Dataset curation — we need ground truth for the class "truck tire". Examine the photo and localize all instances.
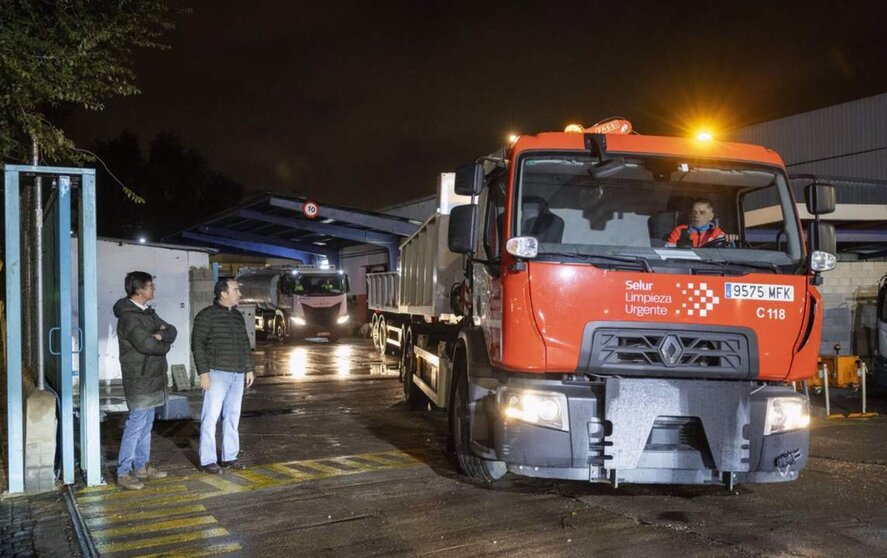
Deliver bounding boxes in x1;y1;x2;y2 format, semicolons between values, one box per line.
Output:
449;354;506;482
274;317;286;343
402;329;427;410
377;315;388;355
370;314;380;347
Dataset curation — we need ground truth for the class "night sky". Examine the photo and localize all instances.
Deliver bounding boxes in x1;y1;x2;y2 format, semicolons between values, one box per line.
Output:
68;0;887;211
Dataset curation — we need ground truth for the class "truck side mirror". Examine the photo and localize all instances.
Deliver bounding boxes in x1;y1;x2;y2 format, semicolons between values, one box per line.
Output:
807;221;836;276
808;221;836;256
805;183;836;215
455;163;484;196
448;204;477;254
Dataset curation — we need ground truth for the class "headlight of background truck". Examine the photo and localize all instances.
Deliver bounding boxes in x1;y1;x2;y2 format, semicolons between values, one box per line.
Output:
499;388;569;431
764;396;810;435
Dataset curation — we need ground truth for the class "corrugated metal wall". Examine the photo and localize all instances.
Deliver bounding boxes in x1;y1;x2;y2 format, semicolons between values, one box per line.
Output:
729;92;887;184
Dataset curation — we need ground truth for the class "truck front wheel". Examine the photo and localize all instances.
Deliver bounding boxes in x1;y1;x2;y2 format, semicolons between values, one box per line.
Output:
274;317;286;343
448;356;506;482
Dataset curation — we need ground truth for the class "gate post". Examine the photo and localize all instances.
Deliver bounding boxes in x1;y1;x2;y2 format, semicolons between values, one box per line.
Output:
4;167;25;493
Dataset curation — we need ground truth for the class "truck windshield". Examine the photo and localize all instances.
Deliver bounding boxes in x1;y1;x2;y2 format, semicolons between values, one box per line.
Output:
292;274;347;295
515;153;803;272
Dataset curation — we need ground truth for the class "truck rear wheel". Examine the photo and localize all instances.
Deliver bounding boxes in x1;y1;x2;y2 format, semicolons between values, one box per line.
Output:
377;315;388;354
370;314;380;347
449;355;506;482
402;329;427;410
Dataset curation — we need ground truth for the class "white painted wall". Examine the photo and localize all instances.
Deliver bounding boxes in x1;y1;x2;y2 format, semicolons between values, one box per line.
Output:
339;245;390;296
72;239;211;383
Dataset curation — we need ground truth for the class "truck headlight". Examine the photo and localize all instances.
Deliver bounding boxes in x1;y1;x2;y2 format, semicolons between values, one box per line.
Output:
292;317;306;326
499;388;569;431
764;397;810;435
336;315;349;324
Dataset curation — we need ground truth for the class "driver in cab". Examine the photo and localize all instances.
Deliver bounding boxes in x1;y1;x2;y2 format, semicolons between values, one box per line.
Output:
666;198;738;248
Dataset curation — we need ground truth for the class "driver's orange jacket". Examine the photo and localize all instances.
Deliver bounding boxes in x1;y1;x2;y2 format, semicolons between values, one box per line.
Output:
666;224;726;247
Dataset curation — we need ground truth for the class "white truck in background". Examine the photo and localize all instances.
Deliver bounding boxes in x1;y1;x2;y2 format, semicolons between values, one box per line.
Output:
238;265;351;342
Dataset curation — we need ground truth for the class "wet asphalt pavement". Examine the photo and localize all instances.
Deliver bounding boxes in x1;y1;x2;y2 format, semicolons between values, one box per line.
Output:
81;337;887;558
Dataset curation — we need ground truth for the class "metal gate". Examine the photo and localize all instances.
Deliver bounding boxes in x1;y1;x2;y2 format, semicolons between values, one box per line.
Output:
3;165;100;493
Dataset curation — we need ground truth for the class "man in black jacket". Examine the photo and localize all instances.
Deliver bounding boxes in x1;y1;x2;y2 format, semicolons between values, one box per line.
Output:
192;278;254;474
114;271;177;490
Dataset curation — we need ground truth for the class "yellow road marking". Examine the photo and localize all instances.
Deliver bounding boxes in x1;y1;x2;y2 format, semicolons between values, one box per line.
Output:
132;541;243;558
262;463;316;481
77;483;116;494
77;474;185;496
195;474;251;496
79;450;426;514
85;504;207;528
95;527;230;554
328;458;380;473
80;493;203;516
351;452;419;466
292;461;350;475
92;515;217;540
80;450;428;556
228;468;279;487
78;484;189;504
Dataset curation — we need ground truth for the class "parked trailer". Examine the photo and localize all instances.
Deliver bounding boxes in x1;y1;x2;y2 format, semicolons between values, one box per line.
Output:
370;119;837;487
239;265;351;342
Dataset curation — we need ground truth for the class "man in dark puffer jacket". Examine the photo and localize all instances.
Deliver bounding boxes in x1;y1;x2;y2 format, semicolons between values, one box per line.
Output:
114;271;177;490
192;278;254;474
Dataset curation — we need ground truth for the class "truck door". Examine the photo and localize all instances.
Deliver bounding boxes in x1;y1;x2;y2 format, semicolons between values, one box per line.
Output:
473;172;507;363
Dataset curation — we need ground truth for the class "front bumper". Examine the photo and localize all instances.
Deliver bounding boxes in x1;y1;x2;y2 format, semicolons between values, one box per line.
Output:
480;376;808;485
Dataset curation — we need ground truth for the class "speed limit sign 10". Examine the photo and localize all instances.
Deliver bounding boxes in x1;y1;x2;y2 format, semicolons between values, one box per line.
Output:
302;200;320;219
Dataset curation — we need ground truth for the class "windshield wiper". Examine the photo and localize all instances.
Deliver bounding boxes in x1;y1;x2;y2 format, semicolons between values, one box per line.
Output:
537;251;652;272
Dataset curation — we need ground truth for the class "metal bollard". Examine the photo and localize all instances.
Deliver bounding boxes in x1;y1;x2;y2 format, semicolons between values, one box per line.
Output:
821;361;831;417
848;361;880;418
860;360;867;415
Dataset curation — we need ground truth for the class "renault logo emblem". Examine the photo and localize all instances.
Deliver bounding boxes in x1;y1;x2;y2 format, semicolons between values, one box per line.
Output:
658;334;683;366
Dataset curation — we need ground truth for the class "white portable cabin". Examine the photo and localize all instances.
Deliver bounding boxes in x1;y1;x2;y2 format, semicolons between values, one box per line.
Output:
72;238;213;385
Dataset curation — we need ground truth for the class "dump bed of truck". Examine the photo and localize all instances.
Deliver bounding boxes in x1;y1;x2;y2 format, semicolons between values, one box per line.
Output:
367;173;469;318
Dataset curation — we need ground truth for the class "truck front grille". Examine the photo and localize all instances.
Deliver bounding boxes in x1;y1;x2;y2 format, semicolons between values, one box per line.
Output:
578;324;756;379
302;303;341;327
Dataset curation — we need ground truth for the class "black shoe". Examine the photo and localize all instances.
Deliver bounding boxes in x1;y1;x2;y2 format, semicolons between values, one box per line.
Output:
202;463;222;474
220;459;245;470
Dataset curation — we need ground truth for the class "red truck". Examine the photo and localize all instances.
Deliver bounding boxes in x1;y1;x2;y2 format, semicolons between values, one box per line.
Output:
368;120;836;486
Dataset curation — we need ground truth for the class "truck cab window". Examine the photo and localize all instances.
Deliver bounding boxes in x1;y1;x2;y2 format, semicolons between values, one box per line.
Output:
516;154;803;272
482;173;506;261
293;274;346;295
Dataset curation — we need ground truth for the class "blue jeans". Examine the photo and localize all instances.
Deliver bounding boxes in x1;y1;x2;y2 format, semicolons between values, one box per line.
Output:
118;407;156;475
200;370;245;466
